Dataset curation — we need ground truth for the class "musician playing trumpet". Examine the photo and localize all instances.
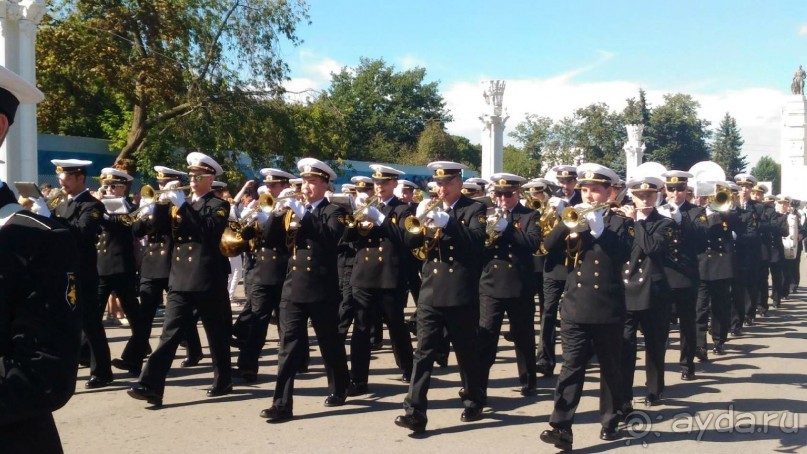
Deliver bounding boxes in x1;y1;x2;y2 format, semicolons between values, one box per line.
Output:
540;164;631;450
477;173;541;397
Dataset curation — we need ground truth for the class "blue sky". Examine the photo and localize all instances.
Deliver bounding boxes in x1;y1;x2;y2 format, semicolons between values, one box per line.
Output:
282;1;807;166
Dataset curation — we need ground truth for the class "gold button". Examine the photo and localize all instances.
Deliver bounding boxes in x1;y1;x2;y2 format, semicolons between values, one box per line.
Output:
378;257;383;262
307;267;311;271
449;257;453;261
161;251;165;255
307;256;311;261
176;247;180;251
433;269;438;274
508;253;513;258
449;268;454;273
272;256;277;260
188;246;192;251
149;252;154;256
449;245;454;250
178;237;183;241
624;279;628;283
188;257;192;262
577;283;582;287
577;271;582;276
494;255;498;259
379;247;383;252
176;257;180;261
594;272;599;277
293;266;297;271
365;257;369;261
494;264;498;269
433;259;438;263
292;255;297;260
625;269;629;274
594;260;600;264
638;268;642;273
719;253;723;257
594;284;599;289
639;277;644;282
508;264;512;268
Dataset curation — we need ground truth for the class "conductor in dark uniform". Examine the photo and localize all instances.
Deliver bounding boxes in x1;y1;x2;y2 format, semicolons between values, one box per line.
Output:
343;164;414;395
394;161;487;433
36;158;109;389
0;65;82;453
234;168;295;382
113;166;187;375
477;173;540;397
128;152;232;406
260;158;350;422
539;164;630;451
619;176;675;408
659;170;704;380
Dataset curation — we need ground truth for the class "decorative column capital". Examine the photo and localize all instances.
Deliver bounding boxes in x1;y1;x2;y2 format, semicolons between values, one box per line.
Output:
19;0;44;24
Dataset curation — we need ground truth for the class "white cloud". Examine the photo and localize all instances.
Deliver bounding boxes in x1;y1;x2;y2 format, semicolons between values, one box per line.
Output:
282;50;344;102
800;24;807;35
397;54;427;70
444;75;787;169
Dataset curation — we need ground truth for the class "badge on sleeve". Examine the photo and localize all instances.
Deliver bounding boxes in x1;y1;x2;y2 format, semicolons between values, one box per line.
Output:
91;210;101;219
629;226;635;237
478;215;486;224
65;272;77;310
216;208;228;218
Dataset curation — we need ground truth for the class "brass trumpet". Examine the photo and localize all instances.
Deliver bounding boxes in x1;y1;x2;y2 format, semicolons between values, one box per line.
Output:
403;196;444;235
707;187;733;213
46;188;67;210
151;185;192;194
344;194;380;235
561;203;611;231
219;194;273;257
524;195;545;211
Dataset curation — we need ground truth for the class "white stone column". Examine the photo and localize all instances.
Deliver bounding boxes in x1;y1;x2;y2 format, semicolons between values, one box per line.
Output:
0;0;19;183
479;80;507;180
17;0;44;182
780;94;807;200
623;124;646;179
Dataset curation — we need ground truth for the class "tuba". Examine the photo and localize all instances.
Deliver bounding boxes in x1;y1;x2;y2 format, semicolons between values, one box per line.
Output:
688;161;726;198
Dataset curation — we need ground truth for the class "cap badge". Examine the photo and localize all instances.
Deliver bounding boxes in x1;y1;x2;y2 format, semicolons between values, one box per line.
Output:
585;171;594;179
640;182;650;190
436;168;445;177
561;170;569;177
499;178;507;186
670;176;679;183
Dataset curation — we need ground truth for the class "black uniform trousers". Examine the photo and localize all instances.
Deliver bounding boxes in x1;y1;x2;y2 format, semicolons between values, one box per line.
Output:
139;286;232;394
273;300;349;410
622;306;669;402
782;258;798;298
731;265;759;329
550;321;623;431
671;286;698;373
478;294;536;391
533;271;545;319
538;278;565;372
79;275;112;380
237;283;282;373
696;279;731;347
337;265;356;339
120;277;167;364
99;272;141;360
404;304;483;423
0;414;64;454
770;261;785;304
756;261;771;314
232;297;254;343
350;287;413;384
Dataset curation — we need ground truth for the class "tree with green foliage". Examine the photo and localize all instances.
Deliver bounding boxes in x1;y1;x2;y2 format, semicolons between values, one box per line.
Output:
37;0;310;172
450;135;481;170
322;58;451;162
503;145;540;178
644;94;711;171
571;103;627;175
751;156;781;194
710;113;747;177
623;88;651;126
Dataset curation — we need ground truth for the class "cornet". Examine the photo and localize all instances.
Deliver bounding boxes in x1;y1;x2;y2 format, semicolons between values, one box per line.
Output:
707;187;733;213
561;203;610;231
45;188;67;210
403;197;444;235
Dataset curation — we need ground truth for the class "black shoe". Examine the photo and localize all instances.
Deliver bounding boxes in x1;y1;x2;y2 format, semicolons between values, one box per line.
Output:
112;358;142;376
324;393;346;407
180;354;203;367
230;337;246;349
540;428;573;451
745;319;755;327
394;414;426;434
370;341;384;351
600;426;619;441
407;320;417;335
260;406;293;423
520;384;538;396
772;300;781;309
730;328;742;337
460;406;483;422
536;363;554;378
695;346;709;362
401;372;411;383
759;309;768;317
85;375;113;389
206;383;233;397
503;331;515;343
127;385;163;406
644;393;662;407
712;343;725;355
299;358;310;374
435;353;449;368
681;370;695;381
347;381;368;397
619;404;634;421
234;368;258;383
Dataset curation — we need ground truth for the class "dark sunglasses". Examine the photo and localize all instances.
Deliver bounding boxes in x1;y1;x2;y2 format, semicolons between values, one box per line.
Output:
494;191;515;198
103;184;125;190
665;184;687;192
190;174;212;181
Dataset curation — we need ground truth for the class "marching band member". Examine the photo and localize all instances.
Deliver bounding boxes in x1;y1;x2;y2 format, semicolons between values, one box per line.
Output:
731;174;764;333
231;169;295;382
36;159;110;389
343;164;415;395
395;161;487;433
659;170;703;381
540;164;630;450
620;176;675;409
477;173;541;397
551;165;582;206
260;158;350;422
128;152;232;406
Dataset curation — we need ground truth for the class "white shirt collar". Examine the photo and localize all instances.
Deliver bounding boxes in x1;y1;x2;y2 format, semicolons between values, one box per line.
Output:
308;197;325;209
192;191;212;203
381;196;394;206
69;188;89;201
0;203;23;228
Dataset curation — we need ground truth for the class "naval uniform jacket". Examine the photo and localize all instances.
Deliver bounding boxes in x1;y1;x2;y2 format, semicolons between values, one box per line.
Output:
693;209;738;281
244;211;290;287
404;195;486;308
479;203;541;299
623;209;675;311
554;187;582;207
543;207;572;280
661;201;703;289
52;190;104;280
0;202;81;426
346;196;413;290
167;193;230;292
97;197;136;276
132;203;173;280
281;199;346;304
764;207;789;264
544;210;631;325
734;200;762;269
